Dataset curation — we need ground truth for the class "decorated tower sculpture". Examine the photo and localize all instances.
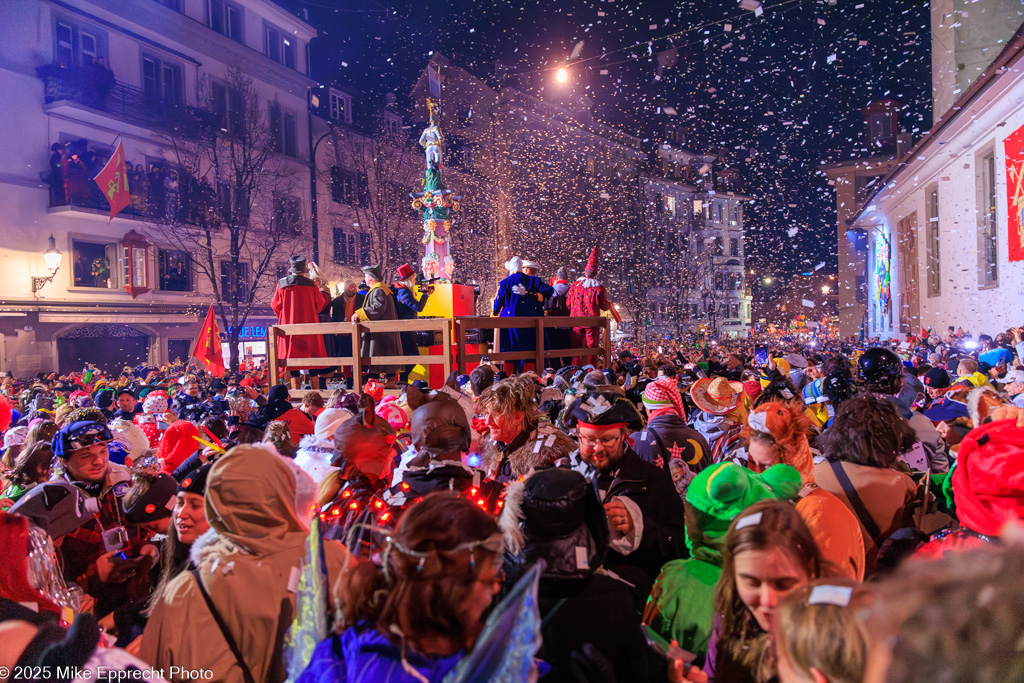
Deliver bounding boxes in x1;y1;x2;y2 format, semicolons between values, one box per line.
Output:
411;98;461;282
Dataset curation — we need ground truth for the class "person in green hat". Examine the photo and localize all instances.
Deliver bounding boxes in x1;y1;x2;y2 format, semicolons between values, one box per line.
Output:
642;461;802;666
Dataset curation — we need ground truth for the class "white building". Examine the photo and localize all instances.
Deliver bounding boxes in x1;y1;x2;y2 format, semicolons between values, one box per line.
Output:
0;0;317;374
850;10;1024;339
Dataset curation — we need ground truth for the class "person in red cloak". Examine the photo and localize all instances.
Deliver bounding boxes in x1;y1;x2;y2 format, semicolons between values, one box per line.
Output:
566;246;611;366
271;255;332;390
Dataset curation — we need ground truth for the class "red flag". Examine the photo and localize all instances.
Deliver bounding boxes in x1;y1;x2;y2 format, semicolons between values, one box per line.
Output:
93;140;130;222
192;306;226;376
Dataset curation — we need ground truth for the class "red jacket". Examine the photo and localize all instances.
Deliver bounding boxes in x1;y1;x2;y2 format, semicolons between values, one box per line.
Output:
270;275;331;371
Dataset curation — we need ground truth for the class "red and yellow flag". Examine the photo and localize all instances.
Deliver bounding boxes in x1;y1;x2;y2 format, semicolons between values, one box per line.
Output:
92;140;130;222
192;305;226;376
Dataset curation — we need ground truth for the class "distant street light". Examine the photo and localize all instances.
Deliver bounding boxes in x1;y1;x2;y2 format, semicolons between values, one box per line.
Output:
556;67;569;83
821;285;831;294
763;277;773;285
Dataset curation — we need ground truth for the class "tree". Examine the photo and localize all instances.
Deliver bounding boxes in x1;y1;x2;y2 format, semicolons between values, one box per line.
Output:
605;173;660;344
145;68;309;372
691;233;723;338
327;118;421;278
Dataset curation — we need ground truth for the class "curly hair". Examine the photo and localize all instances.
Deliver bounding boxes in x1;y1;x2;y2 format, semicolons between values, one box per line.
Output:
476;374;541;430
816;395;916;468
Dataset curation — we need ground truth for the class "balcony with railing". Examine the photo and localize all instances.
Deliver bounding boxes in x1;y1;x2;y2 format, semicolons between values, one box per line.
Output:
37;63;186;132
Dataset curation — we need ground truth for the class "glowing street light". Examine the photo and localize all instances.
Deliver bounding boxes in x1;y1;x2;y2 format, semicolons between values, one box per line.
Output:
556;67;569;83
763;277;773;285
821;285;831;294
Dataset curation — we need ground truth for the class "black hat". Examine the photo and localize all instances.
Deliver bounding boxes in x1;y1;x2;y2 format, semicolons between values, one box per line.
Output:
288;254;308;274
93;388;115;410
501;468;609;580
411;394;471;458
210;379;226;391
563;391;645;431
923;367;951;389
124;473;178;524
178;462;212;495
858;348;903;384
361;263;384;281
116;388;136;399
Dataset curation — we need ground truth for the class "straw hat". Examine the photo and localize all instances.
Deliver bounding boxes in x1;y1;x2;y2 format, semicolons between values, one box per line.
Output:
690;377;744;415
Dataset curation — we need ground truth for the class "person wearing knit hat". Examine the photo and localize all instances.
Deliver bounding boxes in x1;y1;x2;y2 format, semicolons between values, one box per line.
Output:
923;366;952;403
123;472;178;532
155;421;200;475
644;461;803;663
918;414;1024;557
566;246;612;367
743;401;866;580
635;378;712;499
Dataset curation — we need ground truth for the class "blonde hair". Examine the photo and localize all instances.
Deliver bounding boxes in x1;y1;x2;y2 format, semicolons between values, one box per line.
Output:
775;579;872;683
476;374;541;429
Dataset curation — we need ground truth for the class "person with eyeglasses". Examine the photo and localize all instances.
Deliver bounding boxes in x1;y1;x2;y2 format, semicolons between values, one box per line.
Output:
561;390;686;605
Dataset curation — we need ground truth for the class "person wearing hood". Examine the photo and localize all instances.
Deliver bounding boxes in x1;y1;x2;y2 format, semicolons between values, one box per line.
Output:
255;384;314;445
561;391;685;602
644;462;803;666
386;389;502;515
501;467;658;682
141;444;353;683
634;378;712;500
316;395;400;551
743;402;866;580
294;402;353;485
492;256;554;374
271;255;332;391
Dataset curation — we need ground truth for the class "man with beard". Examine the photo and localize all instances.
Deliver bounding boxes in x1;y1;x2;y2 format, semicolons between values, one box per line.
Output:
562;391;686;603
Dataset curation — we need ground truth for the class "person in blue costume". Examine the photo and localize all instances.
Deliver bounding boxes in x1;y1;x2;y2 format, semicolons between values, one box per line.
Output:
492;256;553;374
297;494;506;683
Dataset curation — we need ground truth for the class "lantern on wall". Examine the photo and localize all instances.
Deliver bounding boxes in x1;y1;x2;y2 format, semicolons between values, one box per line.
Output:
122;229;151;299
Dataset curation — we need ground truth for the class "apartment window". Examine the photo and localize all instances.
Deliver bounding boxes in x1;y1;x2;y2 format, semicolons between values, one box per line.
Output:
333;228;364;264
730;303;740;319
330;166;368;207
217;181;249;226
666;195;677;217
55;20;106;67
268;104;297;156
264;24;296;69
272;195;301;234
979;152;999;287
208;0;243;41
142;55;184;107
329;90;351;124
72;240;117;289
384;113;402;136
211;82;245;134
219;261;249;302
158;249;191;291
729;237;739;257
715;273;724;291
926;185;941;297
155;0;181;10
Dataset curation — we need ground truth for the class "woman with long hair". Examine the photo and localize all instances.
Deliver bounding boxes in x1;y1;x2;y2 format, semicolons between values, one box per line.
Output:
298;494;505;683
704;499;828;683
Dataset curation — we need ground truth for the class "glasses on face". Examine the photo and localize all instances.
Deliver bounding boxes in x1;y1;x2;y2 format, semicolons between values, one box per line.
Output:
579;434;623;448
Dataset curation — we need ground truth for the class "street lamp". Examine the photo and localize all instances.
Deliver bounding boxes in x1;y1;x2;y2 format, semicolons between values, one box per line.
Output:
31;235;63;293
821;285;831;294
556;67;569;83
763;277;773;285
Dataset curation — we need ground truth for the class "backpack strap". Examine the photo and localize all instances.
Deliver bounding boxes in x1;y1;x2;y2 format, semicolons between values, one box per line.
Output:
829;461;882;541
192;568;257;683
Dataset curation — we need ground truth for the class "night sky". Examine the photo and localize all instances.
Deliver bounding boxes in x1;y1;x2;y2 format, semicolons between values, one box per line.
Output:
283;0;932;281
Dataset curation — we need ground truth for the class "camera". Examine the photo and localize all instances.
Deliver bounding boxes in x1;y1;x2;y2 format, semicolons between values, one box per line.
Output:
102;526;129;553
417;283;434;294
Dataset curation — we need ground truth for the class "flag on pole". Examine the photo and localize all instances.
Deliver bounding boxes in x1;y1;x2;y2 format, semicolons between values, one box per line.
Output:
428;63;442;98
92;140;131;222
192;305;226;376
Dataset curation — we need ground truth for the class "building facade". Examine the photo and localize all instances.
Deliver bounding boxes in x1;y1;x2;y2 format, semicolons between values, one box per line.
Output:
851;14;1024;340
0;0;317;374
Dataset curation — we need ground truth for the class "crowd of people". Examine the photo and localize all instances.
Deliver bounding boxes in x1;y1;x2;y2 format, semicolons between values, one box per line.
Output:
1;315;1024;682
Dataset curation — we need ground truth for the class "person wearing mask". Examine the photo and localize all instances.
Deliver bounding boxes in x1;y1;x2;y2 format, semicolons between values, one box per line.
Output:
566;247;612;367
813;396;919;573
562;391;686;601
141;444;353;683
703;500;828;683
297;494;506;683
743;402;866;580
492;256;554;374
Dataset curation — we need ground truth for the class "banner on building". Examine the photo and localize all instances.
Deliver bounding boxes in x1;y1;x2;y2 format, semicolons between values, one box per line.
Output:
1004;123;1024;262
93;140;130;222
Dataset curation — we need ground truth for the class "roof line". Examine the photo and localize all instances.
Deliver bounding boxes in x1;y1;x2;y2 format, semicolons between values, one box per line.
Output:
848;18;1024;225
